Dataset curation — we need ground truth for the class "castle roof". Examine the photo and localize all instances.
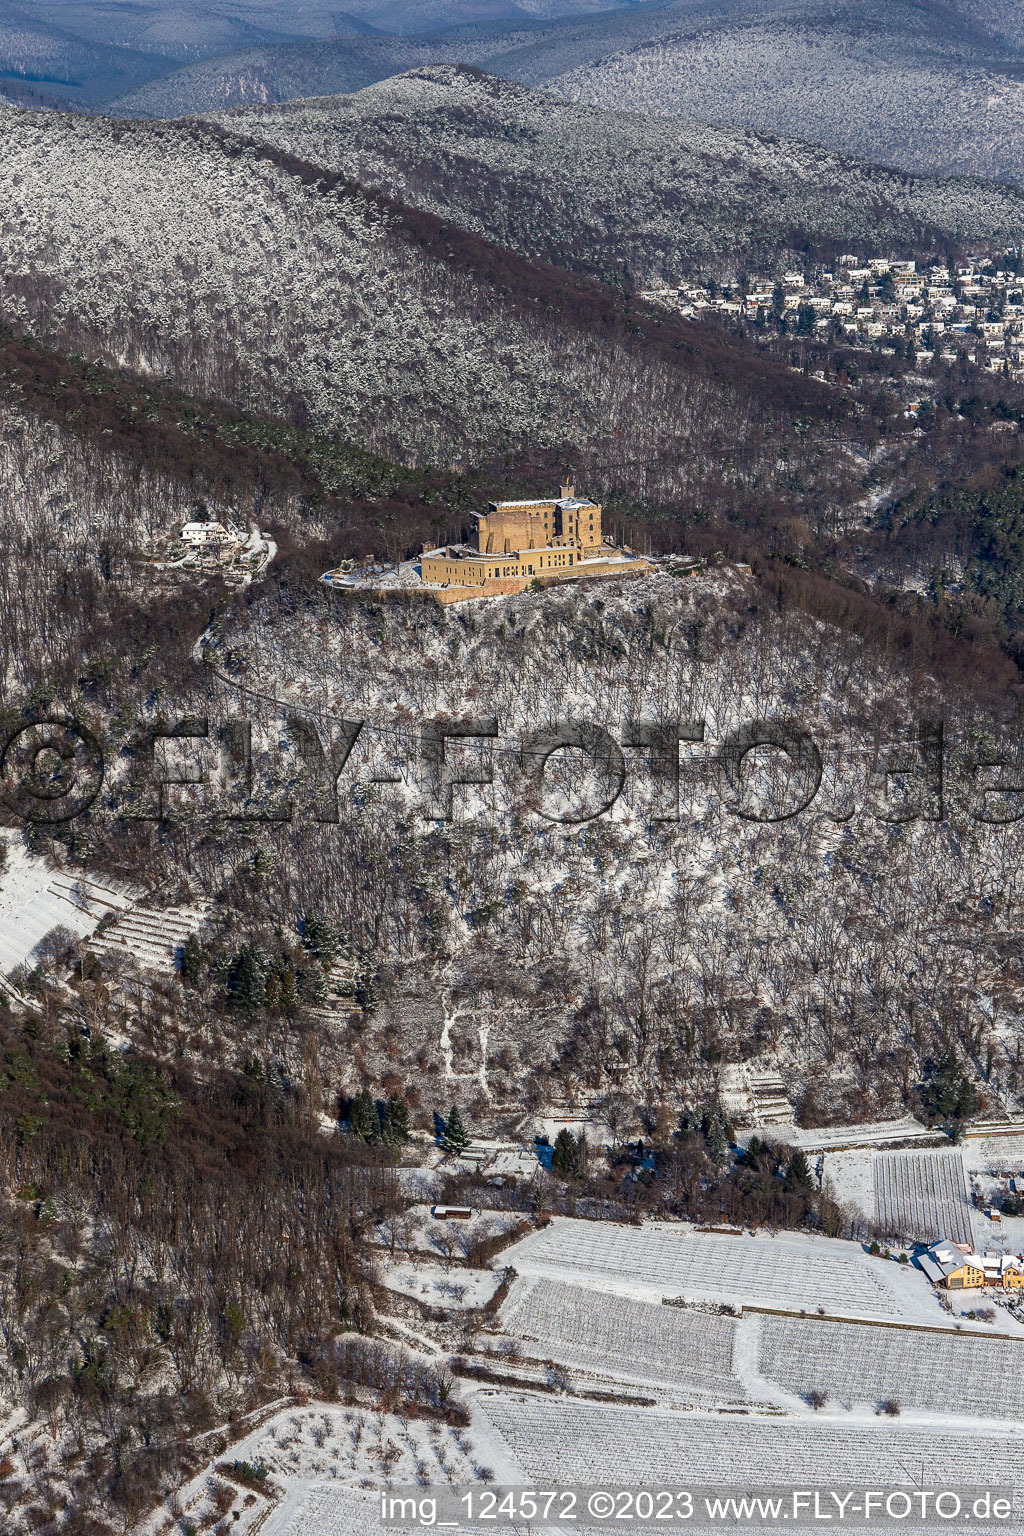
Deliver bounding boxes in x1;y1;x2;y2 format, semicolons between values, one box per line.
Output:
485;494;596;511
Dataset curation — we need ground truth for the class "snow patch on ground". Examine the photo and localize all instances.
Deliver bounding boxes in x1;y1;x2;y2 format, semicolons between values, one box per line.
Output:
381;1259;502;1310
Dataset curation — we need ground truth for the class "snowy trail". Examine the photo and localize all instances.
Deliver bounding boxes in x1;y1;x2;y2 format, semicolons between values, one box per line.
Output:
731;1313;803;1413
439;997;456;1079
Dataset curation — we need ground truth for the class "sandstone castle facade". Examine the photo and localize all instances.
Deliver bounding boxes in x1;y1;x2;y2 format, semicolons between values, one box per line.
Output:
419;480;651;603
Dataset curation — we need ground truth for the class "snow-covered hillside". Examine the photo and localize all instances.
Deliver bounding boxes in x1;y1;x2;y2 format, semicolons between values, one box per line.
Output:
217;65;1024;284
0;111;570;465
0;104;837;479
541;0;1024;186
198;564;1024;1128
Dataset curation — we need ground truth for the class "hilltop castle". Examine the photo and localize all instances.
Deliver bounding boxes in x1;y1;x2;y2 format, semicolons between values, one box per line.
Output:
418;480;651;603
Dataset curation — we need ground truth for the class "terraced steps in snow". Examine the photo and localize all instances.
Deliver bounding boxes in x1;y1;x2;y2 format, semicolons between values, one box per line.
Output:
88;903;212;975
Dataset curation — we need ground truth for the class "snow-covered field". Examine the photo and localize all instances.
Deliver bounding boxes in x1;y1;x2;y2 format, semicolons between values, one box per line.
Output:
0;833;210;982
874;1150;973;1245
382;1260;501;1310
825;1141;1024;1254
148;1247;1024;1535
148;1400;516;1536
475;1390;1024;1511
748;1116;941;1153
497;1276;749;1404
759;1314;1024;1422
503;1219;943;1324
0;836;134;981
262;1484;381;1536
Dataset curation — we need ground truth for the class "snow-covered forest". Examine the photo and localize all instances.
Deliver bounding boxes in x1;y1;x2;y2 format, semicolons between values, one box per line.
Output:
0;104;848;487
540;0;1024;187
216;66;1024;285
3;16;1024;1525
153;567;1024;1138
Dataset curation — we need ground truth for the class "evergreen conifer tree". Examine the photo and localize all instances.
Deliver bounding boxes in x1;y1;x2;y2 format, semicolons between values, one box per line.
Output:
552;1127;578;1177
226;943;268;1011
442;1103;470;1155
704;1109;730;1163
180;933;206;986
349;1089;380;1141
301;913;345;965
383;1094;410;1144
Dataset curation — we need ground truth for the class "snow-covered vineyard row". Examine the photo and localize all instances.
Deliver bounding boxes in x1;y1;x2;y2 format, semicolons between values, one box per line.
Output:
481;1394;1024;1536
165;1390;1024;1536
494;1268;1024;1423
760;1315;1024;1421
497;1276;749;1404
874;1150;974;1245
87;901;213;976
165;1268;1024;1535
504;1219;932;1323
744;1116;944;1152
262;1485;381;1536
475;1392;1024;1504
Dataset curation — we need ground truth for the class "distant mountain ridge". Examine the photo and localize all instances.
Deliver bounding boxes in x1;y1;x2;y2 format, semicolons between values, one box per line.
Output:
106;25;548;115
208;65;1024;284
0;101;850;515
104;0;702;115
104;0;1024;189
537;0;1024;184
0;0;659;109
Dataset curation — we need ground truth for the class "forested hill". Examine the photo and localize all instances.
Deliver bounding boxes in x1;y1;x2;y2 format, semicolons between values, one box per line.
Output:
99;0;1024;186
215;65;1024;286
536;0;1024;185
0;102;857;514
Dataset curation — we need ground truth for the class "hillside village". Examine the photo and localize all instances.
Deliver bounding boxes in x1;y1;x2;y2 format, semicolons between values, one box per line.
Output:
644;251;1024;379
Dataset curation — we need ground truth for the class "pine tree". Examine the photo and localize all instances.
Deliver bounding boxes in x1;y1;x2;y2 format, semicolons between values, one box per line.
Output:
678;1106;702;1139
225;943;268;1011
704;1109;730;1163
180;933;206;986
383;1094;410;1145
923;1048;980;1130
349;1089;380;1141
787;1150;813;1191
442;1103;470;1155
278;965;299;1012
301;912;345;965
552;1127;578;1177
